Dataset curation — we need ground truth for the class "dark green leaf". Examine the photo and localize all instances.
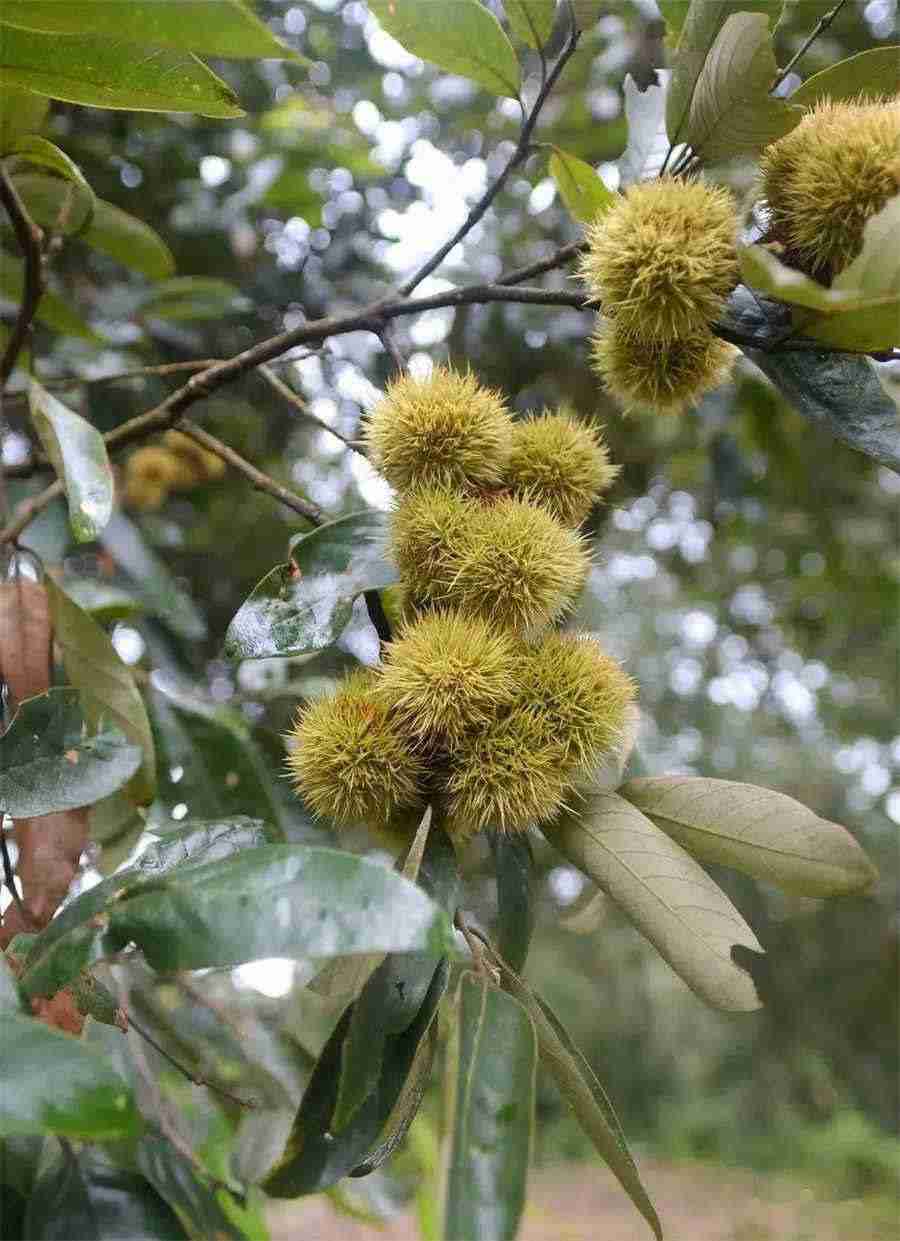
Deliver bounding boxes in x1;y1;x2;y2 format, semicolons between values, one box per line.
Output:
0;25;244;117
542;792;763;1011
24;1146;187;1240
368;0;521;99
0;688;142;818
136;1134;261;1241
264;957;449;1197
549;147;616;224
791;46;900;108
17;922;101;1001
138;277;247;321
504;1;557;49
441;973;536;1241
106;844;454;971
29;381;113;543
3;0;301;61
350;1020;439;1178
100;512;206;641
12;174;175;278
0;252;102;341
225;511;397;661
46;575;156;802
0;1011;138;1138
491;832;535;973
7;141;94;230
0;1133;43;1199
89;792;145;874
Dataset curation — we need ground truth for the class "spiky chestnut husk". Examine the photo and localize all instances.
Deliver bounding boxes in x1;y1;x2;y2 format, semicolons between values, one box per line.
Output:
286;672;424;827
506;409;619;527
389;485;476;605
581;178;739;342
364;366;513;493
444;496;590;633
516;632;636;770
591;320;736;414
761;99;900;280
442;710;571;837
163;429;227;482
377;611;519;747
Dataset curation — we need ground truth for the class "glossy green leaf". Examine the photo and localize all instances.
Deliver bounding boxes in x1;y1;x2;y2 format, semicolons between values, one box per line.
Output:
138;276;247;321
666;1;782;148
505;0;557;49
0;253;102;341
619;71;673;187
28;381;113;543
679;13;799;163
621;776;878;898
106;844;454;971
24;1147;186;1240
369;0;521;99
441;974;536;1241
0;1011;138;1138
350;1020;439;1178
491;832;535;973
2;0;300;61
0;688;142;818
46;575;155;802
332;824;458;1132
0;85;48;151
7;141;94;230
225;511;397;660
265;957;449;1197
100;512;206;641
549;147;616;224
746;347;900;473
543;792;763;1011
791;46;900;108
12;174;175;278
0;25;244;117
17;922;101;1001
62;578;144;624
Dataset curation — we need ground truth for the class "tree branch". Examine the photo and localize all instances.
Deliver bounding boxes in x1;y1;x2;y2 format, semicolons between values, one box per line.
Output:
771;0;850;95
0;163;45;389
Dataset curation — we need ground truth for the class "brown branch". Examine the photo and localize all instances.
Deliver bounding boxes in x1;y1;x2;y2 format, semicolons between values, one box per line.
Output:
0;163;45;388
771;0;850;95
177;420;323;525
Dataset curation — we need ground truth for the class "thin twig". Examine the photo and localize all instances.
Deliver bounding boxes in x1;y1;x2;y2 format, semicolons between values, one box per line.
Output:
178;421;322;525
378;325;406;377
771;0;850;95
1;823;34;932
0;163;45;388
257;363;361;454
397;18;581;297
497;239;586;286
127;1013;255;1111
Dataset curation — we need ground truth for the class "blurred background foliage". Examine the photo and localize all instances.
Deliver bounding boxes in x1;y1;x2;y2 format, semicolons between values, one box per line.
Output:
3;0;898;1204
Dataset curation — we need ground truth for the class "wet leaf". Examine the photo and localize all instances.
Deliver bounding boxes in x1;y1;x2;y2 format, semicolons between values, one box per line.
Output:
0;688;142;819
28;381;113;543
543;792;763;1011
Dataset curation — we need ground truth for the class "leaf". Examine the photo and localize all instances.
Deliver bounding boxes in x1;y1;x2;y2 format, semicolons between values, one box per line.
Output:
0;564;51;711
0;25;244;117
491;832;535;973
138;277;247;321
368;0;521;99
28;381;113;543
0;688;142;818
666;0;782;148
45;575;155;802
0;254;102;342
657;1;691;40
549;147;616;225
17;922;101;1001
620;776;877;898
225;511;397;661
619;71;677;187
0;1010;138;1138
136;1134;255;1241
24;1146;187;1240
803;197;900;352
679;13;799;163
0;85;48;152
265;958;449;1197
791;46;900;108
105;844;454;971
739;243;850;313
350;1021;439;1177
3;0;301;61
100;512;206;641
0;953;23;1012
7;140;94;230
542;792;763;1011
746;346;900;473
13;174;175;278
504;1;557;49
62;578;144;624
441;973;536;1241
